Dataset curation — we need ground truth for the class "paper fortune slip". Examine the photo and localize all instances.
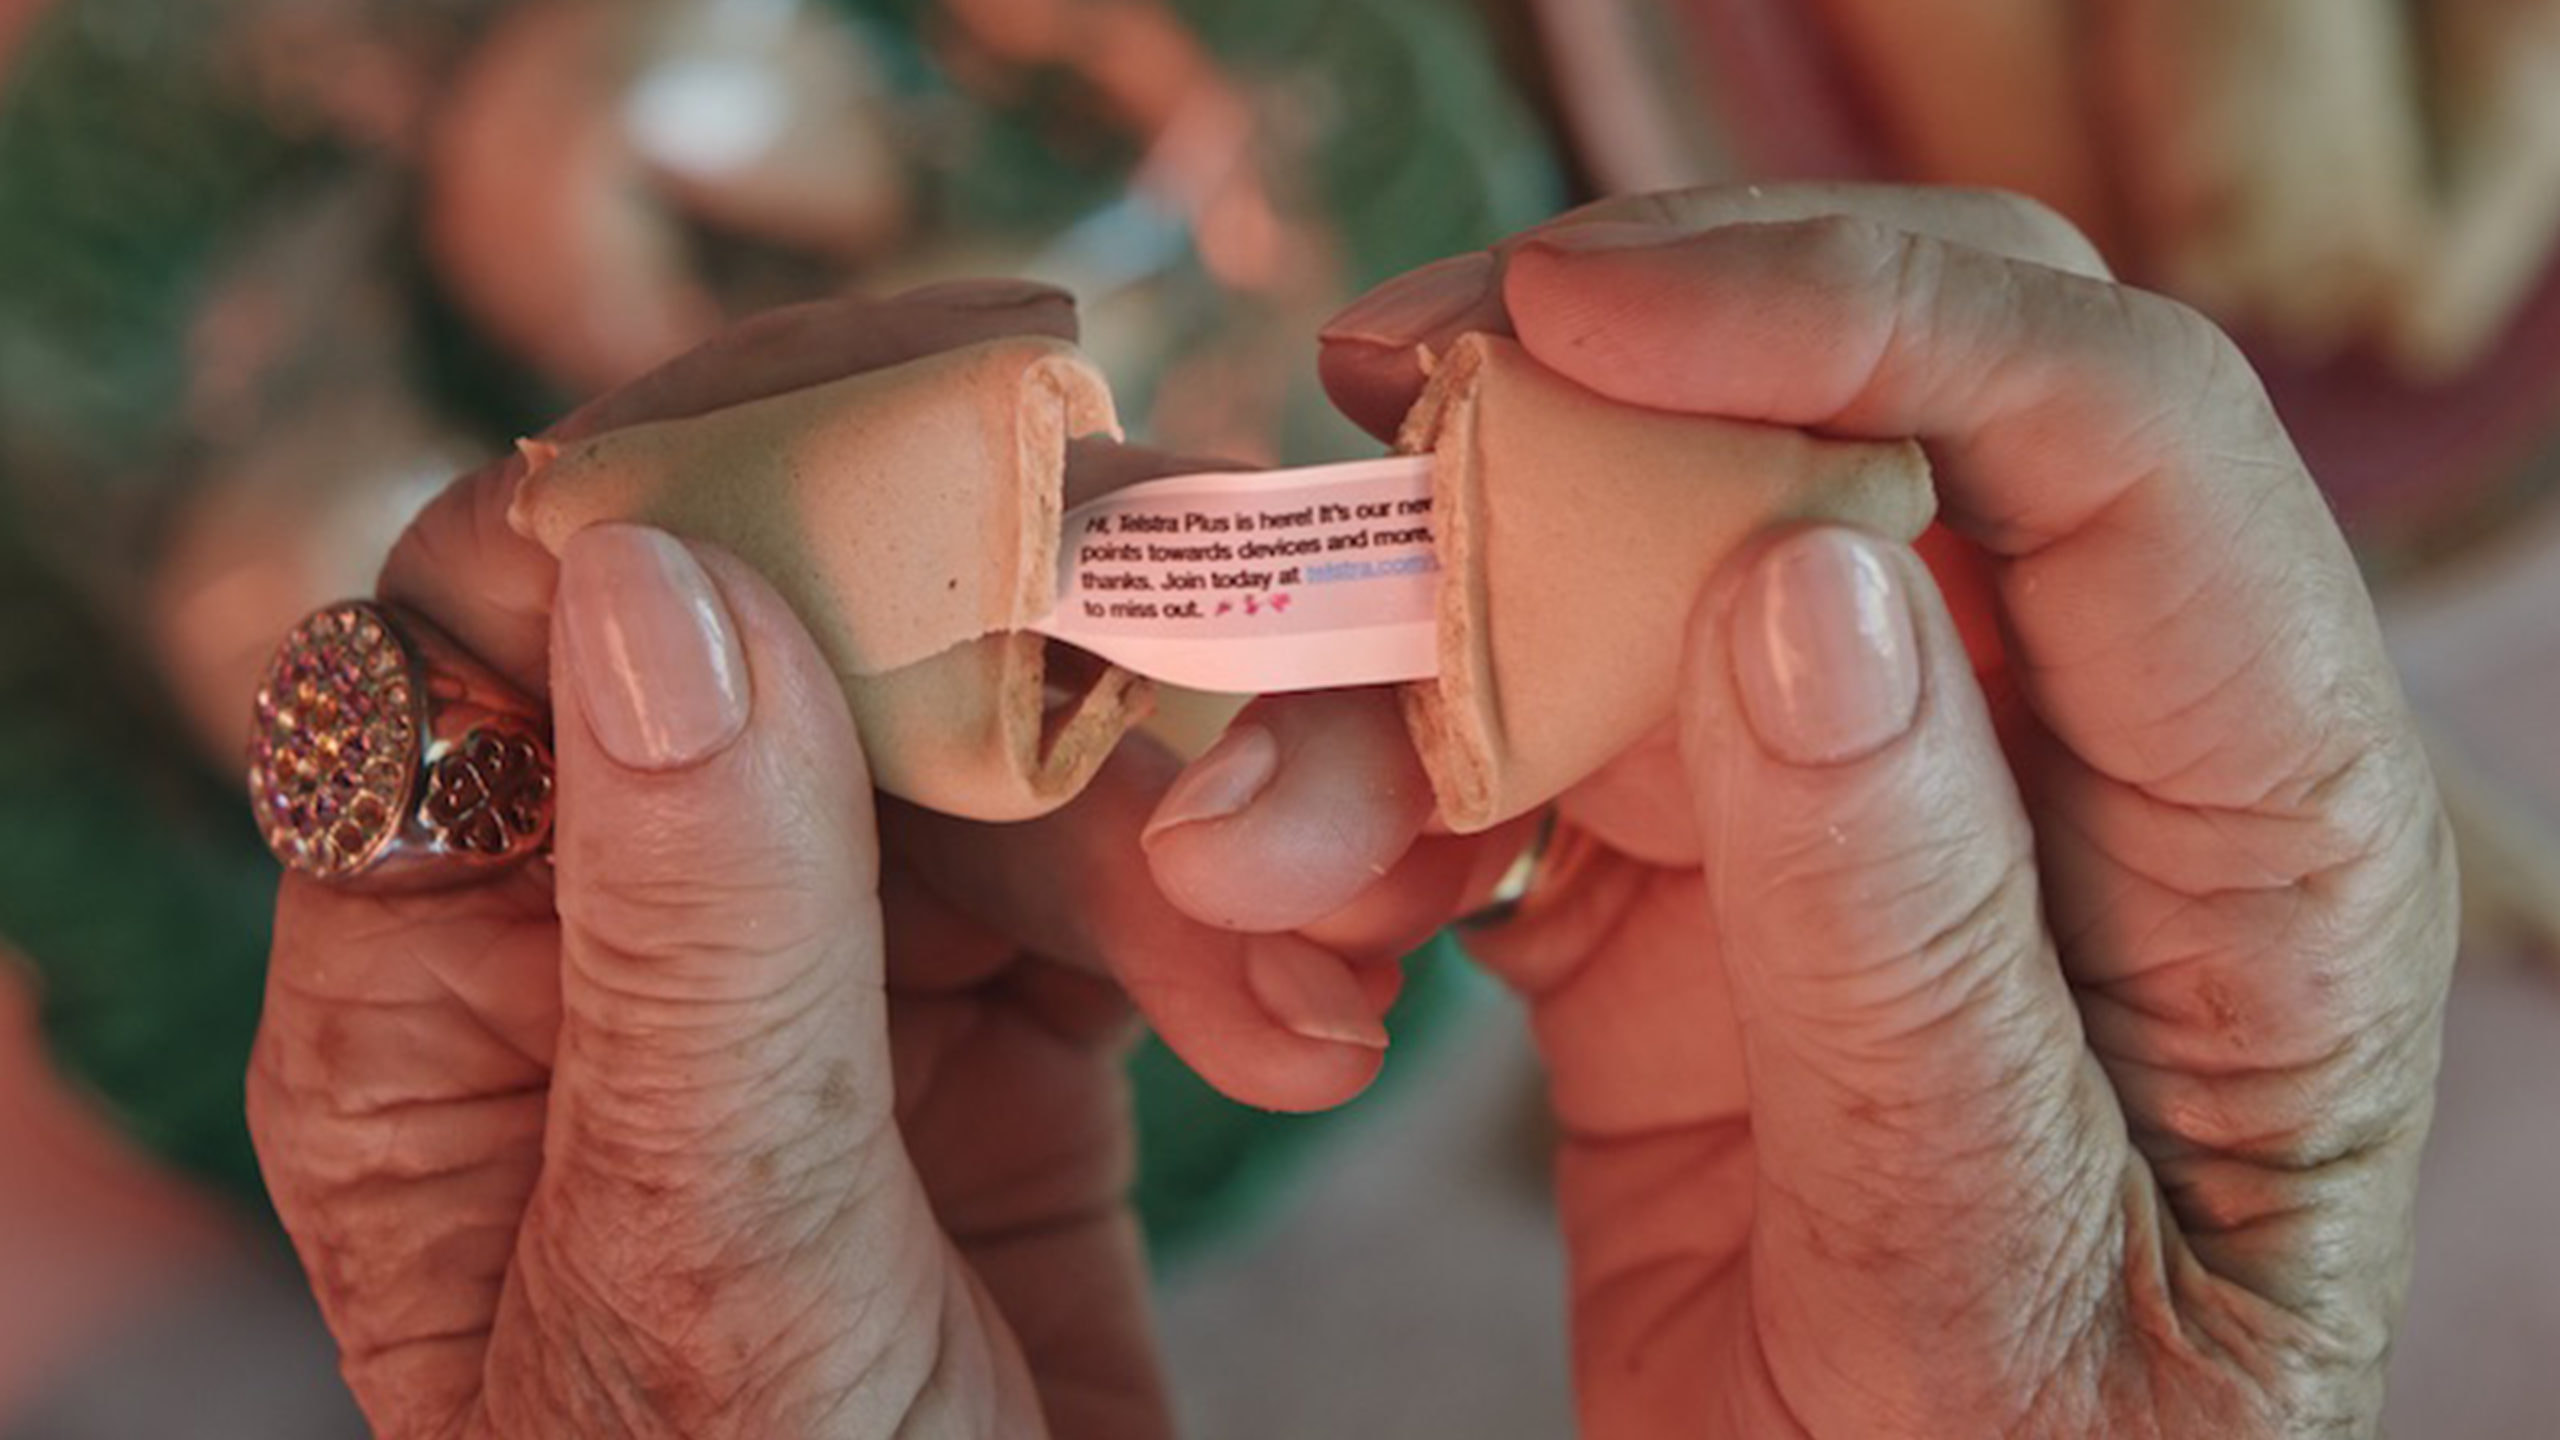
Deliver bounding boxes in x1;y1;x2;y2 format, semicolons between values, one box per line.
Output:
1028;456;1439;693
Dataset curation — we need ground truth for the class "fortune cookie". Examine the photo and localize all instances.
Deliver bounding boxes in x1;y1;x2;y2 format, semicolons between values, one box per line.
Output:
510;335;1149;821
511;329;1933;830
1392;334;1936;834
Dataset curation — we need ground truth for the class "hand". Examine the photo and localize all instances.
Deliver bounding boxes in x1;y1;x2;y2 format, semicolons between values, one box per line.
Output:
245;284;1405;1440
1143;184;2459;1436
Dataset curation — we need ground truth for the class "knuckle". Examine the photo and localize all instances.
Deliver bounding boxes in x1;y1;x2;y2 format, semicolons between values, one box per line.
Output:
1784;209;1911;284
1758;773;2036;995
1825;854;2041;1064
1946;185;2111;276
562;862;822;971
2277;721;2436;876
242;1040;298;1160
557;792;840;968
380;482;476;592
2110;284;2264;420
1743;781;2084;1148
1763;212;1929;411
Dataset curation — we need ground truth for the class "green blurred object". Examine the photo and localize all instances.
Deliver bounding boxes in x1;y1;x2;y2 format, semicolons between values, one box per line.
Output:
0;509;283;1205
0;3;346;589
0;0;1561;1256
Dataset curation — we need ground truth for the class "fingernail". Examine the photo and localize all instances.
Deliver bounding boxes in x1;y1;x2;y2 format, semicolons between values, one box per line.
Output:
558;525;750;770
1733;528;1920;765
1246;942;1389;1050
1518;220;1684;256
1320;252;1497;345
1143;723;1279;842
895;278;1074;311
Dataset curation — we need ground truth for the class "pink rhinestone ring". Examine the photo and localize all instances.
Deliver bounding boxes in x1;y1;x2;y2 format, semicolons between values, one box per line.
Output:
248;600;554;890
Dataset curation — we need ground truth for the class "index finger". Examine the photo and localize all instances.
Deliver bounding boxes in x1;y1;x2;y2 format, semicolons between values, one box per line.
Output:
1317;181;2111;439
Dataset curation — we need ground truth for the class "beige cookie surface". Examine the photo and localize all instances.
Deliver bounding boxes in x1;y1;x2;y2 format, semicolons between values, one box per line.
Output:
510;330;1935;829
510;335;1148;821
1396;333;1937;834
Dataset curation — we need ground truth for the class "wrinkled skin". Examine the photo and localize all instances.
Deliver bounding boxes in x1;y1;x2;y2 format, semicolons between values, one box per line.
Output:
249;185;2457;1439
1157;183;2455;1436
247;283;1406;1440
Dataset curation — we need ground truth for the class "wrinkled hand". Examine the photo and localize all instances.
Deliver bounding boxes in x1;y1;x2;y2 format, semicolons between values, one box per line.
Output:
1145;185;2459;1437
245;285;1406;1440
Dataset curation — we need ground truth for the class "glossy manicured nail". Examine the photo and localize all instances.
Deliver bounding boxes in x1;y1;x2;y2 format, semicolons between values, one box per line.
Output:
1246;941;1390;1050
558;525;749;770
1733;527;1920;766
1320;252;1498;345
1143;723;1279;842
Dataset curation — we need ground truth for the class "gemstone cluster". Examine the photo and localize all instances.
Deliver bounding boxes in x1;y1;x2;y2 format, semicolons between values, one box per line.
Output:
248;602;418;879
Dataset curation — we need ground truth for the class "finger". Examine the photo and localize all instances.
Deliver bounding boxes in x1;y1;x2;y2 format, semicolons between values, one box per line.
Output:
247;874;558;1433
1517;216;2452;1394
1164;544;2007;900
888;696;1505;1096
1139;689;1437;933
378;284;1082;690
1136;684;1539;963
1291;819;1543;963
881;746;1393;1113
379;448;559;693
1681;524;2126;1422
540;523;881;1175
513;524;1041;1430
1316;251;1508;440
1317;182;2109;439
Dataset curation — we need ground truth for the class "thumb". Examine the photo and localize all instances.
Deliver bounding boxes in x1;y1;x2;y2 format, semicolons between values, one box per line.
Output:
1684;526;2128;1411
526;525;1027;1427
547;523;886;1168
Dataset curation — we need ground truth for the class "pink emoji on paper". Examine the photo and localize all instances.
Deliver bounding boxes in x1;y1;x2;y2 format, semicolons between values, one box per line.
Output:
1270;592;1292;613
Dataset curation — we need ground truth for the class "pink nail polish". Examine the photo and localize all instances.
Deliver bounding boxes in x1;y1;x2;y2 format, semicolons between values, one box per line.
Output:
558;525;749;771
1732;528;1921;765
1143;724;1279;841
1246;941;1390;1050
1319;253;1498;345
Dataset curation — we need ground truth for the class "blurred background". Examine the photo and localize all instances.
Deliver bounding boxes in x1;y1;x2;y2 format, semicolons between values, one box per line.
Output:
2;0;2557;1434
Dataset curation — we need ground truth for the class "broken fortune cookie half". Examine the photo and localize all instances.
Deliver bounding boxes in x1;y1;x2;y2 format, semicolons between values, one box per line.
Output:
507;330;1936;828
1393;333;1937;834
510;335;1147;821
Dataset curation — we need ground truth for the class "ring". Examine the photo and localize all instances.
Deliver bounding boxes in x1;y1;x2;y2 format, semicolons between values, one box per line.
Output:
247;600;555;890
1454;808;1562;931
